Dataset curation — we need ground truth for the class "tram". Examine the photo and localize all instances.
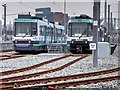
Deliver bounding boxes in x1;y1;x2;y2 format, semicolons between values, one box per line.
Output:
13;14;65;52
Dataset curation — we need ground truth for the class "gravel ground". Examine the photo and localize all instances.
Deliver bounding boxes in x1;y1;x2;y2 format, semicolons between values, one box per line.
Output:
0;42;13;51
67;80;120;90
33;48;119;79
0;53;64;72
1;56;79;78
30;46;119;88
0;51;16;55
0;45;119;88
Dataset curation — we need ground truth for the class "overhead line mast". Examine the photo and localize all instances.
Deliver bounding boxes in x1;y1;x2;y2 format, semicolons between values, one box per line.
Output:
93;0;100;67
2;4;7;41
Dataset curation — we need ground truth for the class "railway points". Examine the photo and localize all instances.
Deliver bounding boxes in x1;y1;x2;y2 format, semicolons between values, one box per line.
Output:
0;49;119;89
1;68;119;89
1;55;88;82
0;54;71;76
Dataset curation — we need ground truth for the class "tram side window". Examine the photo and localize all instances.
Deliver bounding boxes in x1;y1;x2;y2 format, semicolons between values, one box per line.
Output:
50;27;53;43
46;27;49;36
88;24;93;36
68;24;72;37
51;27;53;35
32;23;37;36
57;29;61;37
40;26;45;35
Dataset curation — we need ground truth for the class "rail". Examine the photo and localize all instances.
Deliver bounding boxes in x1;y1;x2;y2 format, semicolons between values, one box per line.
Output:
1;67;119;89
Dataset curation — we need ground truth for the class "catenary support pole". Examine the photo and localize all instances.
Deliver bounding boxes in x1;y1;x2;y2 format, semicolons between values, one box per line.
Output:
110;12;113;43
64;0;67;52
93;0;100;67
108;4;110;42
64;0;66;34
2;4;7;41
104;0;107;42
98;1;101;41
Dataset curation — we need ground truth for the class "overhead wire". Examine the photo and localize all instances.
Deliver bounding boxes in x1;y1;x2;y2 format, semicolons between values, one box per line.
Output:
17;2;35;14
49;1;77;16
50;1;94;16
18;2;34;9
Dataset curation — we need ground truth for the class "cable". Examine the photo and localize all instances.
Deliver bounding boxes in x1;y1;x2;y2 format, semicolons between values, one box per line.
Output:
17;2;35;15
18;2;34;9
50;1;75;16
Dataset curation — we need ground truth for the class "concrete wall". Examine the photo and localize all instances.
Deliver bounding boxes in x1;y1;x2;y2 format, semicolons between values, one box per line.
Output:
98;42;110;58
0;42;13;50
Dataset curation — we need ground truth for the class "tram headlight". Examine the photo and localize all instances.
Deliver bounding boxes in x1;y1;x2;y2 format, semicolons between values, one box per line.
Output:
28;40;31;43
85;41;88;43
83;39;88;43
15;41;17;43
71;41;74;43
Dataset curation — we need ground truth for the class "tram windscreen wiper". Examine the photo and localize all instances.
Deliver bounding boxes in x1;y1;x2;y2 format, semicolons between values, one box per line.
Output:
79;30;86;39
22;33;27;38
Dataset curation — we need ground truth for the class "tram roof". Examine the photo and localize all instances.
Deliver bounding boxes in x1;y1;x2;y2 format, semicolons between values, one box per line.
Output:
14;18;49;26
55;24;64;30
68;19;93;23
14;18;64;29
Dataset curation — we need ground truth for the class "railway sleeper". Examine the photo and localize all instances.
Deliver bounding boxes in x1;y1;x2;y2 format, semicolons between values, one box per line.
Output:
54;80;58;82
74;77;79;79
36;81;40;84
63;79;67;81
76;83;80;86
14;83;20;87
73;85;77;87
65;84;69;87
48;79;52;82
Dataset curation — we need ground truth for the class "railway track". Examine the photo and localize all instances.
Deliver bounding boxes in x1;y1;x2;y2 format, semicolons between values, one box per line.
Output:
1;55;88;82
0;52;41;61
1;54;71;76
17;76;119;90
0;52;36;61
0;54;26;61
0;50;14;52
1;67;120;90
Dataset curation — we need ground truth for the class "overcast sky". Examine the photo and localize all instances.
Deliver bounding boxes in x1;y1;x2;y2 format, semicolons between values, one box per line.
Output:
0;0;119;24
